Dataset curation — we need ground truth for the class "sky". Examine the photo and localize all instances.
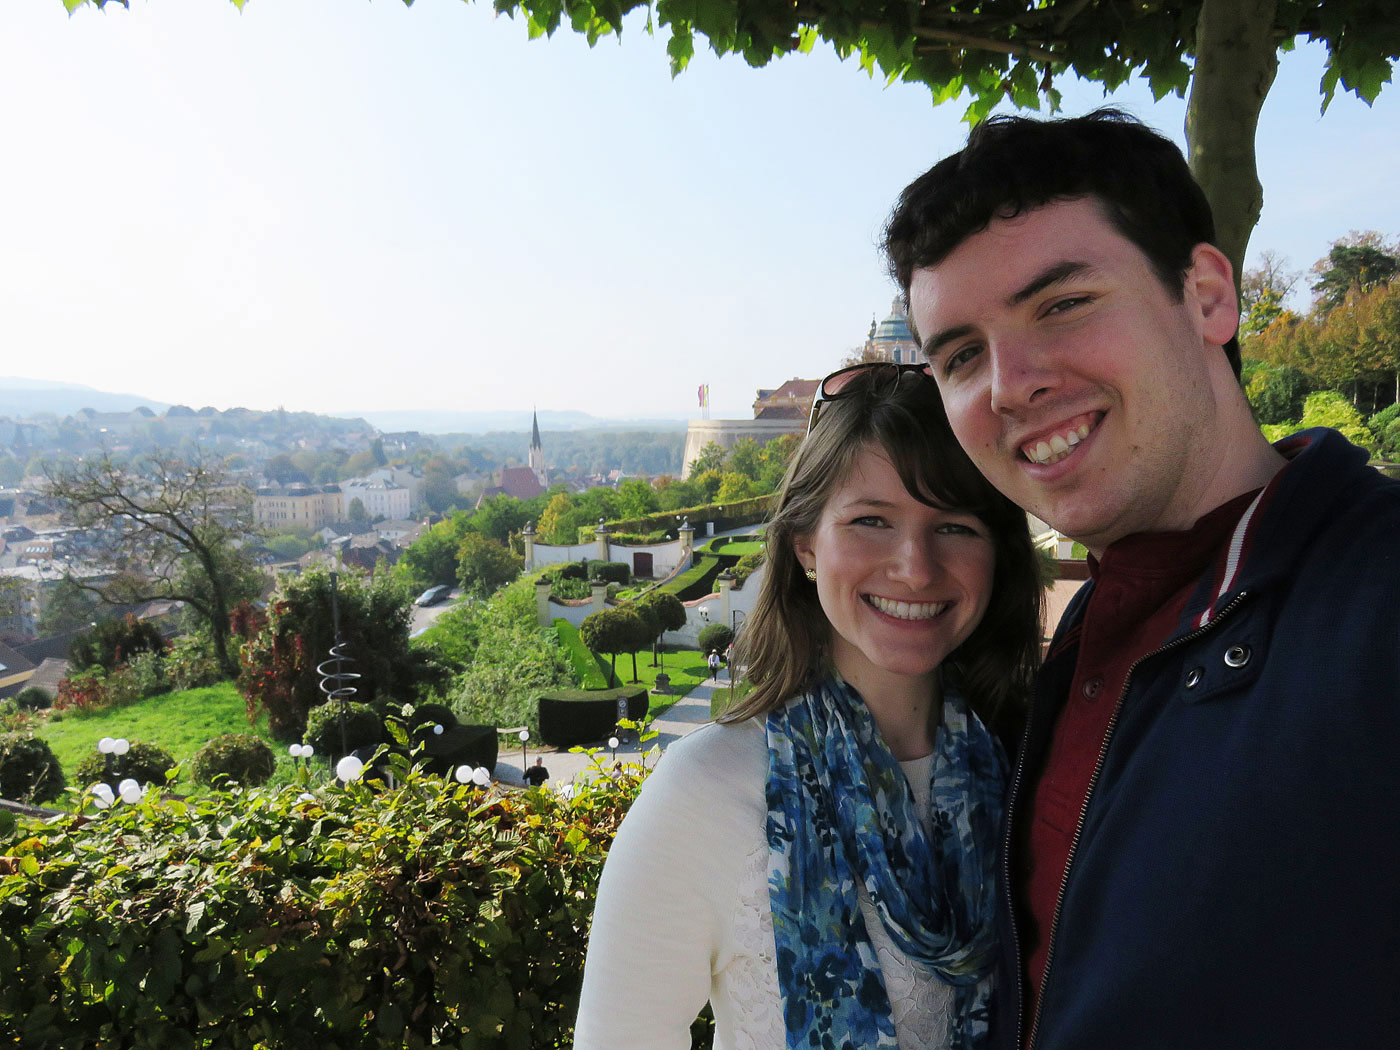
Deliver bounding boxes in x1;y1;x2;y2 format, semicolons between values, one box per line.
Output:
1;1;1397;422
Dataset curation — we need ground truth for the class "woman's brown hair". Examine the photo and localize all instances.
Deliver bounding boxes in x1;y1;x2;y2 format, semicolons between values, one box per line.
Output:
721;366;1042;742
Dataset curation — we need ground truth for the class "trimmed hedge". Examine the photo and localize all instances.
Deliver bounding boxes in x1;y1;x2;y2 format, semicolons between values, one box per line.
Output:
590;561;631;586
669;552;739;602
0;761;648;1048
575;493;775;544
537;687;649;747
554;619;610;690
405;703;499;776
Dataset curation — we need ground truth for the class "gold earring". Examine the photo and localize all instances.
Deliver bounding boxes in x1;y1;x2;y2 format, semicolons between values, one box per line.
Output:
804;568;817;582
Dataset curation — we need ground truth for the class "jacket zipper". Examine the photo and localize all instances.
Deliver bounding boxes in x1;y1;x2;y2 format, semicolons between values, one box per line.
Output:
1015;591;1250;1050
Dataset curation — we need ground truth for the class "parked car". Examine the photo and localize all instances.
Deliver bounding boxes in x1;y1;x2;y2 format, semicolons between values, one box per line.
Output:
414;585;451;607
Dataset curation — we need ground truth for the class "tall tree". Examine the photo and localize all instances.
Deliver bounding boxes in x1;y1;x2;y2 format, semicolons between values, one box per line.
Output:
45;450;263;678
1311;235;1400;314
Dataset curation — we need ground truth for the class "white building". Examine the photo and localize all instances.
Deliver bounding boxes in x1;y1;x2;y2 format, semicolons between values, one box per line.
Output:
341;477;411;521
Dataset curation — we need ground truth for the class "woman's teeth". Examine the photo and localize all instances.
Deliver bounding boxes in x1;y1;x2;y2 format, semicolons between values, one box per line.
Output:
867;595;947;620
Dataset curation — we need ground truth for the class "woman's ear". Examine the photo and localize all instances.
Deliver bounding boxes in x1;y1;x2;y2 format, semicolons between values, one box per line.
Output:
792;534;814;572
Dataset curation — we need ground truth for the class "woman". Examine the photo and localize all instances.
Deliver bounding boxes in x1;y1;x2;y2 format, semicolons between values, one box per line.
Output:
574;363;1043;1050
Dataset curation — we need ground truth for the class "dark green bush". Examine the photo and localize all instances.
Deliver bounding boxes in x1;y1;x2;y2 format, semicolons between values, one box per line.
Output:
69;614;166;673
304;700;383;758
75;741;176;789
558;560;589;581
0;733;65;805
698;624;734;656
537;686;649;747
14;687;52;712
189;733;276;787
402;703;499;776
0;762;653;1049
591;561;631;586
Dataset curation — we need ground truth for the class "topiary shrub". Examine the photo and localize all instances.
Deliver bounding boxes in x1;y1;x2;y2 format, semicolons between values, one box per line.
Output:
188;733;276;788
14;687;52;712
304;700;383;759
75;741;176;789
698;624;734;656
0;733;65;805
537;686;649;747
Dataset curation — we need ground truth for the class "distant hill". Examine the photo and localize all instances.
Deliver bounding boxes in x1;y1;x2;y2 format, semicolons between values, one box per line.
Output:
0;377;713;434
0;377;169;419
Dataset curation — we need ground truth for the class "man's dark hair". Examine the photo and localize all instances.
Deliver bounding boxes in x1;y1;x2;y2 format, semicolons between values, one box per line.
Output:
882;108;1241;377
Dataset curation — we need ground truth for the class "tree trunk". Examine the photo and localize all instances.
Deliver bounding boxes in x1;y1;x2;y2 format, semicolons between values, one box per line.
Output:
1184;0;1279;285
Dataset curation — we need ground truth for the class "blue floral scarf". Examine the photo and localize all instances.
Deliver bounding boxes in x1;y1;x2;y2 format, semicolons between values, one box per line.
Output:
765;672;1007;1050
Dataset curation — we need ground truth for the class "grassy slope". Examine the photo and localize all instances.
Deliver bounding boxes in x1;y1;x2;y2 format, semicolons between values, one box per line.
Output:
36;683;273;784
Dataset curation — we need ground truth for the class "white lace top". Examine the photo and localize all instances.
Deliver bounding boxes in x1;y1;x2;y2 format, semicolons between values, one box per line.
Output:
574;719;988;1050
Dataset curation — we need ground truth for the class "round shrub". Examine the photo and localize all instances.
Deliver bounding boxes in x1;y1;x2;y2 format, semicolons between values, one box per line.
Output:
698;623;734;656
189;733;276;787
305;700;383;759
0;733;66;805
15;687;53;712
75;741;177;789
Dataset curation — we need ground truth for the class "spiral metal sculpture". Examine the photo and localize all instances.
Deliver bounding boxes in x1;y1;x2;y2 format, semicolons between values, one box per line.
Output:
316;573;362;758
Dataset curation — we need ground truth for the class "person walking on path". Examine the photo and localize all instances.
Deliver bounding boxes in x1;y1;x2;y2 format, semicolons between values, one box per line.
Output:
885;108;1400;1050
522;757;549;787
575;364;1043;1050
706;649;722;680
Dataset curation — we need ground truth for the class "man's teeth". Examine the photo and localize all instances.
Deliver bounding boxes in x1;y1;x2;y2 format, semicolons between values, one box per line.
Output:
1024;423;1091;465
868;595;947;621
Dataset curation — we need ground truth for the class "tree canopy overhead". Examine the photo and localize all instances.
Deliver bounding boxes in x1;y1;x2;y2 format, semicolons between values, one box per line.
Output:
71;0;1397;282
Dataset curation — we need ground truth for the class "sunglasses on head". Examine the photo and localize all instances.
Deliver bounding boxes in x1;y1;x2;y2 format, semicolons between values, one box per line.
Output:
807;361;934;434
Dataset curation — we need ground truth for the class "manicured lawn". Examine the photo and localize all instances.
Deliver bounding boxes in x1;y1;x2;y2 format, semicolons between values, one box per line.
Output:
35;682;277;789
591;646;711;718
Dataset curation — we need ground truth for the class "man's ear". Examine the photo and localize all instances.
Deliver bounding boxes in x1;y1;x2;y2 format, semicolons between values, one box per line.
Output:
1189;243;1240;347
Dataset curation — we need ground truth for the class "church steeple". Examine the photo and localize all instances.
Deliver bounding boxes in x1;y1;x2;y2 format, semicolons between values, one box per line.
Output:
528;409;547;487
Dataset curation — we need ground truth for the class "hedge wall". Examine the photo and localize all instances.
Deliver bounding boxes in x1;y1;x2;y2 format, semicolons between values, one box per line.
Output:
0;760;646;1049
574;494;774;545
537;688;649;748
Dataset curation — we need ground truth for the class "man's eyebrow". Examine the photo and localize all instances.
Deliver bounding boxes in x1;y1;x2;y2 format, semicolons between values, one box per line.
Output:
1007;260;1094;305
919;259;1095;359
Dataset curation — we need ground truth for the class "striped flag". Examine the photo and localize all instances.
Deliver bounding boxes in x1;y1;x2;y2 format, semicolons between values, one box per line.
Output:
697;383;709;408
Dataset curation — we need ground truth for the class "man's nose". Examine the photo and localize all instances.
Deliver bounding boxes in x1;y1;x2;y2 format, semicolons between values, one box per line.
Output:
988;339;1055;415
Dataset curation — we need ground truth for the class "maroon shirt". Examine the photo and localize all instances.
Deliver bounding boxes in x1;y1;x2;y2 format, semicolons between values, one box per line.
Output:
1019;489;1264;1035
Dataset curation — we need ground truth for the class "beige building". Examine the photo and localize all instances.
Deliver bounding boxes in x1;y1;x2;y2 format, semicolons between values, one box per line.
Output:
253;484;343;530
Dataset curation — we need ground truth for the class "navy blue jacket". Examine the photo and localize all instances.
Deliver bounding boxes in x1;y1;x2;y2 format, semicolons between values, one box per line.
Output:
992;428;1400;1050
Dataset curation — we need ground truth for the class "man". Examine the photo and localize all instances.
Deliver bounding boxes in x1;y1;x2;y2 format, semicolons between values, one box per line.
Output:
883;109;1400;1049
523;756;549;788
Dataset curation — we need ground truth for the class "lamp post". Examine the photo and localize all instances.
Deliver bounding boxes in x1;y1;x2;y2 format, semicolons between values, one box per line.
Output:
92;737;139;809
518;728;530;772
608;735;619;763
